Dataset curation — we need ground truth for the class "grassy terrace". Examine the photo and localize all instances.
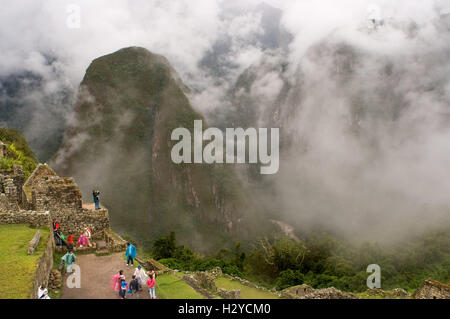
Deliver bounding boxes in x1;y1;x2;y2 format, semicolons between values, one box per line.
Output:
215;277;280;299
157;273;205;299
0;224;50;299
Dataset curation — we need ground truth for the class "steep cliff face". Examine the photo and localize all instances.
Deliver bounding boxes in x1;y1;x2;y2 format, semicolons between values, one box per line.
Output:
214;18;450;240
52;47;271;252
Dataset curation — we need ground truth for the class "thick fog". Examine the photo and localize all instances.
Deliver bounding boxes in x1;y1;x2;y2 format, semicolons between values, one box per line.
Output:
1;0;450;242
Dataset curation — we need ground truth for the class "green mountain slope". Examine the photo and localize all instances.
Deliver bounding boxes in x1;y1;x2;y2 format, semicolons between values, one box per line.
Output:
52;47;273;252
0;128;38;177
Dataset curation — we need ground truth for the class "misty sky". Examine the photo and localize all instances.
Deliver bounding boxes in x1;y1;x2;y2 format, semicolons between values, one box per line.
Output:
1;0;447;90
2;0;450;242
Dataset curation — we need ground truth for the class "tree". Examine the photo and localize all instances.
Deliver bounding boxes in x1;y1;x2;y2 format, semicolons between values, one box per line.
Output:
153;231;177;259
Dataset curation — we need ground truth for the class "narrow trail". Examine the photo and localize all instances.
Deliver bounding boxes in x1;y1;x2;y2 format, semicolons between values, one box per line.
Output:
61;252;151;299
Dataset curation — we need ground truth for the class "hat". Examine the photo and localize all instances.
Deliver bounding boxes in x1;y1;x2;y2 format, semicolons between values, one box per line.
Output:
137;265;141;269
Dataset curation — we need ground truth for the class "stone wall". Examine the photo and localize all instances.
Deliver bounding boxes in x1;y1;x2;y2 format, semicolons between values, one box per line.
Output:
0;207;110;245
3;164;110;237
182;274;218;299
0;165;25;210
104;229;128;252
23;164;57;190
135;256;171;274
30;232;54;299
182;267;243;299
50;208;110;238
55;242;98;254
282;284;315;299
32;176;82;212
223;273;282;297
218;288;240;299
413;279;450;299
0;210;50;228
28;230;41;255
281;284;356;299
0;141;5;159
0;162;118;298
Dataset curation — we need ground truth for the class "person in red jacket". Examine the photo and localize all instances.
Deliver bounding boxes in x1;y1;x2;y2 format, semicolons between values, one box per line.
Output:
66;233;75;251
146;272;156;299
52;219;61;245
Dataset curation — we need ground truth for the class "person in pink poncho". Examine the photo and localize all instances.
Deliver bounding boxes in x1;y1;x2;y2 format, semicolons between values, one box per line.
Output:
77;233;89;247
83;228;92;247
110;270;123;292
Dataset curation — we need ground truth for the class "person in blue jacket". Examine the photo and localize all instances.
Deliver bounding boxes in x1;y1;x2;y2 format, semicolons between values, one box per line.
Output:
93;190;100;210
125;242;137;266
119;275;128;299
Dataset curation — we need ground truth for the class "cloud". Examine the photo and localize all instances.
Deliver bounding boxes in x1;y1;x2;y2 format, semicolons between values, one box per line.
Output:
2;0;450;243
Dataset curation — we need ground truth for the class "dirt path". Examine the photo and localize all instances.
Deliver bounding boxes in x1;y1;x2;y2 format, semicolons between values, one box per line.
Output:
61;252;150;299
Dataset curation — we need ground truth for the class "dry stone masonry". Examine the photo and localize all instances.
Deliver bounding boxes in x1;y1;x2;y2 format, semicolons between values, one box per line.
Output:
27;230;41;255
0;161;115;298
0;163;111;237
0;140;5;159
413;279;450;299
30;232;55;299
0;165;25;211
0;210;50;228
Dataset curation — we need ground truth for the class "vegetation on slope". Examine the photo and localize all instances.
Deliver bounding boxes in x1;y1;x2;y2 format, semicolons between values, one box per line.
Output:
150;226;450;294
0;128;38;177
0;224;50;299
245;225;450;292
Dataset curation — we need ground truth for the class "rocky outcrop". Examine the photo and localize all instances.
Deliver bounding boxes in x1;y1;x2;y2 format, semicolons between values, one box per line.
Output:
413;279;450;299
52;46;272;253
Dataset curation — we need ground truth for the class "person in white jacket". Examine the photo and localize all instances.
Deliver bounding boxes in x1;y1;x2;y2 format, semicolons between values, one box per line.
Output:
38;286;51;299
133;265;148;289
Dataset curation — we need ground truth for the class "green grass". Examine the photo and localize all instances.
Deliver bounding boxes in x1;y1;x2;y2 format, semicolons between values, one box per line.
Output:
0;224;50;299
156;273;205;299
215;277;280;299
355;289;413;299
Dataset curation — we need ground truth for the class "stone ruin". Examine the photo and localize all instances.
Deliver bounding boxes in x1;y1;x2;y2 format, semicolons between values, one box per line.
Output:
0;163;110;238
0;165;25;211
27;230;41;255
0;140;5;160
282;284;357;299
413;279;450;299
